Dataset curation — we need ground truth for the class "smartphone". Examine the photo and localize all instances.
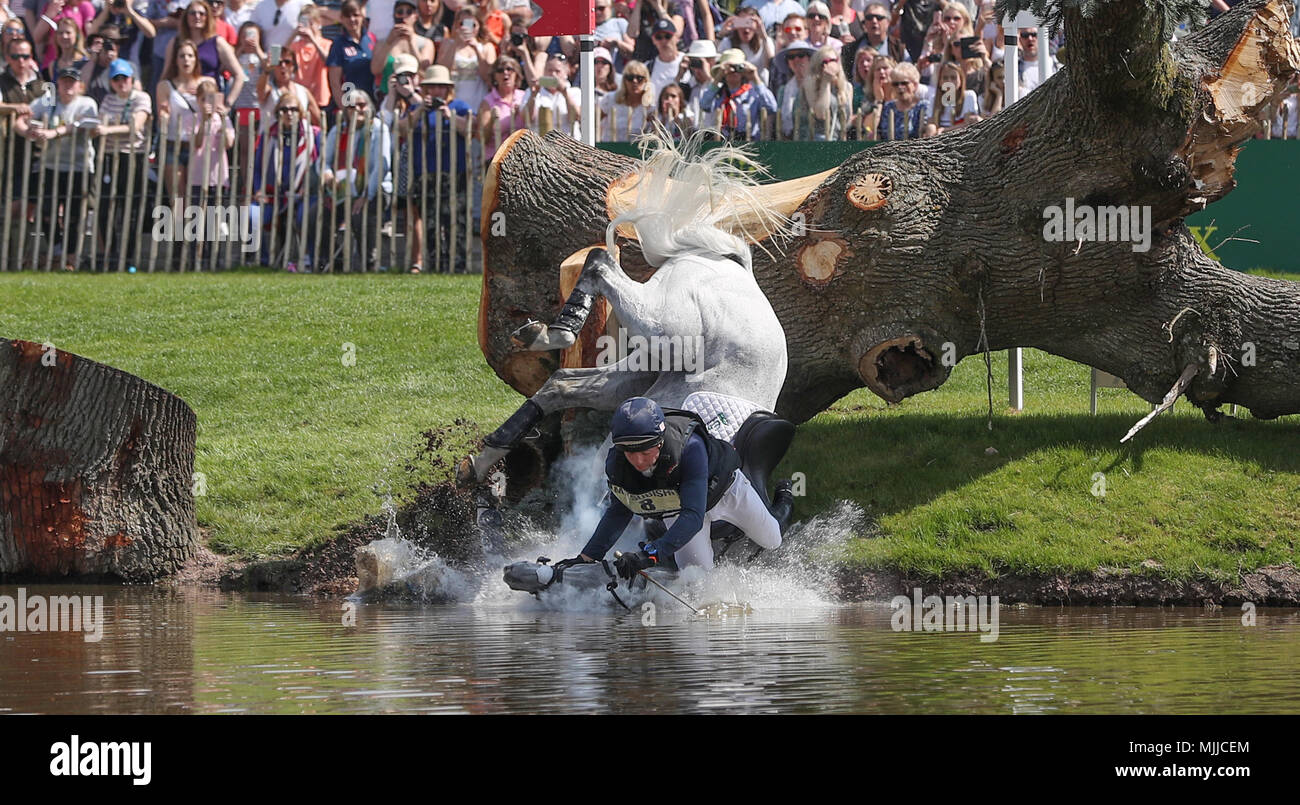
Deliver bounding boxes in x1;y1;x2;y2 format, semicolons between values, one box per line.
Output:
539;75;559;89
270;44;282;64
461;19;475;33
959;36;979;59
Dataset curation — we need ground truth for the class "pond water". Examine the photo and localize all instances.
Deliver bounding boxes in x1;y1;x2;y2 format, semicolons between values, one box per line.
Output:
2;582;1296;715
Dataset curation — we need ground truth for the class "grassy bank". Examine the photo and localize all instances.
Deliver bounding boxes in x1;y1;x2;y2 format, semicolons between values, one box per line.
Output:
2;272;1297;581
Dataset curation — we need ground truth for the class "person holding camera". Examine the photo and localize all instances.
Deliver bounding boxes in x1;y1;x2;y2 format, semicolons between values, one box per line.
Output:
717;6;772;85
87;0;155;73
435;6;491;112
286;3;329;111
680;38;716;131
371;0;433;99
707;47;777;142
408;63;470;272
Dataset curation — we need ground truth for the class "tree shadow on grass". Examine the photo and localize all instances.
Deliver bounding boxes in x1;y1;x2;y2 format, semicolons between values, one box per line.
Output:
781;410;1300;518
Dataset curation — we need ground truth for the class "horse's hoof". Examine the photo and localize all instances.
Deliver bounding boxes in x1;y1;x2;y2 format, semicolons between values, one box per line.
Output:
455;456;481;488
510;320;547;350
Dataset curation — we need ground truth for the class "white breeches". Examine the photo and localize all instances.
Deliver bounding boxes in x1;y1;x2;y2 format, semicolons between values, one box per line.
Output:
671;469;782;571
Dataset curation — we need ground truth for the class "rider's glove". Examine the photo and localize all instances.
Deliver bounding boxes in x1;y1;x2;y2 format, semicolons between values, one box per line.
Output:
614;546;657;580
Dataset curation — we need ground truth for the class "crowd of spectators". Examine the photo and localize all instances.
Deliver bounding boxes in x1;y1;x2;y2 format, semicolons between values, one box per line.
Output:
0;0;1277;271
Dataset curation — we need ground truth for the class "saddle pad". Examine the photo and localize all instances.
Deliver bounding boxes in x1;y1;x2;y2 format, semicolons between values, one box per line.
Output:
681;392;762;444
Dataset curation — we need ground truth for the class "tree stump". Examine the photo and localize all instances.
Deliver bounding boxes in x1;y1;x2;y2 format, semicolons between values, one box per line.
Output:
479;1;1300;428
0;339;198;581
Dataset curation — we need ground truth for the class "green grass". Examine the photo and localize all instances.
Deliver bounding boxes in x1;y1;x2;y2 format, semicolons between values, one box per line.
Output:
2;271;1297;581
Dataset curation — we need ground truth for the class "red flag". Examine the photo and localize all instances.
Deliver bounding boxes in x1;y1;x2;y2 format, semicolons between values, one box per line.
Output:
527;0;595;36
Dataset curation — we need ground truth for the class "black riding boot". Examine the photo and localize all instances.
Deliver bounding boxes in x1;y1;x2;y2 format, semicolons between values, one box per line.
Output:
769;479;795;535
553;248;617;333
483;399;544;449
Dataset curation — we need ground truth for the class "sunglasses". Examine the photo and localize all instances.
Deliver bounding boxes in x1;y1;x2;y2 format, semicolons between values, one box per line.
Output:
625;74;646;82
784;26;804;33
494;66;517;73
277;106;298;113
7;51;34;60
942;15;963;22
1020;31;1038;38
189;9;207;15
864;13;886;21
890;80;912;87
808;13;827;21
822;58;836;64
280;59;297;67
787;52;810;60
653;33;672;41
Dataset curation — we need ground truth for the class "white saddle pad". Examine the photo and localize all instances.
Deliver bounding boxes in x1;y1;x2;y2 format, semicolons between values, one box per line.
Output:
680;392;763;444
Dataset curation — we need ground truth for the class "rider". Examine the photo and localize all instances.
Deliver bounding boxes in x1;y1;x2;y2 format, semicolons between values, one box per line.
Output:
569;397;794;580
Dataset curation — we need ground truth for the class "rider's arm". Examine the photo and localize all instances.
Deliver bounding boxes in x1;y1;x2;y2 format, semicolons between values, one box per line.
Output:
579;494;633;561
646;435;708;556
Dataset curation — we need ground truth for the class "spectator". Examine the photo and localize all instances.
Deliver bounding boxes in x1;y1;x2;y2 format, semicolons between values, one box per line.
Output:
677;0;713;50
876;61;931;140
939;18;989;96
497;5;544;86
87;1;157;73
189;74;234;196
320;86;389;214
0;0;18;26
927;58;979;133
477;53;524;160
436;7;492;113
593;0;633;66
257;43;320;129
707;47;776;141
2;17;27;53
412;0;450;44
93;58;151;253
646;17;681;100
680;37;715;129
42;17;87;79
473;0;507;47
410;63;471;272
372;0;434;98
224;0;253;30
739;0;803;34
147;0;184;91
326;0;374;103
598;56;652;142
32;0;96;70
162;1;245;108
287;3;329;111
156;38;201;191
379;53;424;269
250;0;306;48
81;28;126;104
230;19;262;169
917;2;969;84
850;1;906;63
794;44;850;140
1013;26;1057;96
847;51;893;139
628;0;681;64
717;6;772;85
16;64;97;269
656;80;689;136
980;57;1002;116
251;89;320;269
525;52;578;137
825;0;860;46
896;0;942;63
208;0;235;42
976;1;998;56
590;44;618;102
767;11;805;89
0;32;47;221
804;2;842;54
771;38;810;137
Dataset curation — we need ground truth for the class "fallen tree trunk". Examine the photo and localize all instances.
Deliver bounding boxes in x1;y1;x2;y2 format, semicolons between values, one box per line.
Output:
0;339;198;581
478;0;1300;427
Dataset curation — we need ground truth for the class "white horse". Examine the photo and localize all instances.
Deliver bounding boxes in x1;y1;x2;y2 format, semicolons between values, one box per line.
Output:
462;130;791;483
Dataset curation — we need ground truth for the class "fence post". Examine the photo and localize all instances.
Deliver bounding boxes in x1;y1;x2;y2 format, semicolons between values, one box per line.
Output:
74;127;101;273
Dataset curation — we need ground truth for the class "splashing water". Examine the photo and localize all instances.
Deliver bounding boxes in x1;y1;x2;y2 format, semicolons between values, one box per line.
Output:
356;446;875;615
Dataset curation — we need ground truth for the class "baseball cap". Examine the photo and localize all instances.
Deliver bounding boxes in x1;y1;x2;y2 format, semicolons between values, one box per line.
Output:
57;65;82;80
592;46;613;64
391;53;419;76
651;19;675;36
108;58;134;79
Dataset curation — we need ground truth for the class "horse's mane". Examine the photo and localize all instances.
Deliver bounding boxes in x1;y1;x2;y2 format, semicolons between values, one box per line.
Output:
606;126;792;272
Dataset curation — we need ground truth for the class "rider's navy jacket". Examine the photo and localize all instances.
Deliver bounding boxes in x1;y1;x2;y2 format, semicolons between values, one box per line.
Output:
581;410;740;560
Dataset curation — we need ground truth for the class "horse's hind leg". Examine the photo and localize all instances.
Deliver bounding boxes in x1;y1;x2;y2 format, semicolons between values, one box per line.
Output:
458;363;657;484
512;247;653;350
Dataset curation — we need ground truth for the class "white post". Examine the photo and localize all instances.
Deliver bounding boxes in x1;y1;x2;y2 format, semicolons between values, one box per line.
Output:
1004;13;1024;411
580;33;595;146
1038;24;1049;85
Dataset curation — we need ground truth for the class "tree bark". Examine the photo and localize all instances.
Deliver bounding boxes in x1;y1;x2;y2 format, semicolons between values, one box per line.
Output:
479;0;1300;427
1;339;199;581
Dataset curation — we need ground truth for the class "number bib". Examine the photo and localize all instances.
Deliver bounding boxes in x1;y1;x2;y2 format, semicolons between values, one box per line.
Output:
610;484;682;517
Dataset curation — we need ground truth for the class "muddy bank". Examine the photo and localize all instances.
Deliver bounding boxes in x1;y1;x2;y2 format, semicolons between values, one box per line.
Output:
838;564;1300;607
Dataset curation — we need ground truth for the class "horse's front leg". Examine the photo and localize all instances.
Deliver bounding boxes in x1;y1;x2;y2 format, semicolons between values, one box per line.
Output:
457;363;658;484
512;247;655;350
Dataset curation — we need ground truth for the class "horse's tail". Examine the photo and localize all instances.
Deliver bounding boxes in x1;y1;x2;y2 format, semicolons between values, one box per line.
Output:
605;125;793;270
